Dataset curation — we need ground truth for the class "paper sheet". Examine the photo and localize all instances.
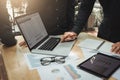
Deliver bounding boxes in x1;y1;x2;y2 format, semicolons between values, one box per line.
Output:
78;39;120;57
24;53;55;69
112;68;120;80
37;64;102;80
24;52;81;69
78;39;103;50
38;64;79;80
81;48;98;59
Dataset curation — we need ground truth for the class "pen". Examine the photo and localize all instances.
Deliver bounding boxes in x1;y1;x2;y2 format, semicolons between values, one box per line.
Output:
96;40;105;50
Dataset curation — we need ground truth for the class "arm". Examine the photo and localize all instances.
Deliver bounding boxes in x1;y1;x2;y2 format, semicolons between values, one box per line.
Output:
66;0;75;29
72;0;96;34
0;0;17;47
61;0;96;42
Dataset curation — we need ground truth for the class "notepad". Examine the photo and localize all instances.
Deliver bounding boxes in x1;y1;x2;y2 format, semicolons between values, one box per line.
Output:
78;39;113;54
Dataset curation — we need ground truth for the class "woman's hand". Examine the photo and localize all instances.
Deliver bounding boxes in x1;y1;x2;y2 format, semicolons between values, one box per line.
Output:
111;42;120;54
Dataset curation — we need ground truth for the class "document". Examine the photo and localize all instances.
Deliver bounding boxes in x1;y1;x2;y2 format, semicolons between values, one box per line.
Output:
78;39;104;50
24;52;80;69
37;64;102;80
37;64;80;80
24;53;55;69
78;39;114;55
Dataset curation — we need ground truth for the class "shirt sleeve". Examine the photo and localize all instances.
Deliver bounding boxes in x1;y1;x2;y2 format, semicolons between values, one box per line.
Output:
0;0;11;33
66;0;75;28
71;0;96;35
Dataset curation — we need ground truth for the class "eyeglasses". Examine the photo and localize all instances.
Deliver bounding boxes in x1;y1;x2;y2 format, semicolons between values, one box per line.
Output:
40;56;66;66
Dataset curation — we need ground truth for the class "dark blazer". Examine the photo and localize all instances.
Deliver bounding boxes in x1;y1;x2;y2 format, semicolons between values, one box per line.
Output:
0;0;17;47
72;0;120;43
26;0;75;35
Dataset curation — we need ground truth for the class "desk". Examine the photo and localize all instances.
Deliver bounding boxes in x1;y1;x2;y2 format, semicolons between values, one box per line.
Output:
0;32;117;80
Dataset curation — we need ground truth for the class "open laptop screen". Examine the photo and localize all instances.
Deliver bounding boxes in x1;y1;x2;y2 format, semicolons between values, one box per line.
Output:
16;13;48;48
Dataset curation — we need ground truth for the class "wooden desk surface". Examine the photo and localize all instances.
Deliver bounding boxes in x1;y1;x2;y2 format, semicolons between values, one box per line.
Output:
0;33;117;80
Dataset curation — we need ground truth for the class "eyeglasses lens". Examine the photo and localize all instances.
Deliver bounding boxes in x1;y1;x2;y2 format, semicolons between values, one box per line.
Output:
40;56;65;66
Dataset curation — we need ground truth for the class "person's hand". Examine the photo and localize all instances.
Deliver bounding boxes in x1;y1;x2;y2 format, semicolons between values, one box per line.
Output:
111;42;120;54
19;41;27;47
61;32;77;42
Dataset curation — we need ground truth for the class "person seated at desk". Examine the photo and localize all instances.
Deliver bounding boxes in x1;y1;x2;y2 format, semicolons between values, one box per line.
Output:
61;0;120;54
19;0;76;46
0;0;17;47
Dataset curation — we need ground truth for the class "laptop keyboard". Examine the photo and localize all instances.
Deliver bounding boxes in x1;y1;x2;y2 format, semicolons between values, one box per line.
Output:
38;37;60;51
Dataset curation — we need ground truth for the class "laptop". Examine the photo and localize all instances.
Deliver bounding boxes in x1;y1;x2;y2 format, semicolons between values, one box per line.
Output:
16;12;75;56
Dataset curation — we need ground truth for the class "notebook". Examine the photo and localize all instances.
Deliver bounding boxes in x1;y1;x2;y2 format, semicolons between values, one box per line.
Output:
77;53;120;79
15;12;75;56
78;39;114;54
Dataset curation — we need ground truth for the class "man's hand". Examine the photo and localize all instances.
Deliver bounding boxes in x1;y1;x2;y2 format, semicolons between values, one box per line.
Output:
111;42;120;54
61;32;77;42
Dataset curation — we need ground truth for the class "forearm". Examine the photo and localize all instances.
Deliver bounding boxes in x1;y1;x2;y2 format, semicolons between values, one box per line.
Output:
71;0;96;34
0;24;17;47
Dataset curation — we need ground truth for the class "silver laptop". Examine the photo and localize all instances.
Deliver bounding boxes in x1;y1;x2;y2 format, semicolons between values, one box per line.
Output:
16;12;75;56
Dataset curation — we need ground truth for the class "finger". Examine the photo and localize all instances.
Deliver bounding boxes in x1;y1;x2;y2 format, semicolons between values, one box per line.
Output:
61;35;69;42
66;36;77;42
62;35;77;42
111;46;116;52
61;32;72;42
71;35;77;40
64;37;74;42
116;49;120;54
112;46;120;53
61;32;77;42
69;32;77;37
115;47;120;54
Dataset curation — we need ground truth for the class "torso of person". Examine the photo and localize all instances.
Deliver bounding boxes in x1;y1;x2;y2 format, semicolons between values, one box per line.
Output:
27;0;75;35
98;0;120;42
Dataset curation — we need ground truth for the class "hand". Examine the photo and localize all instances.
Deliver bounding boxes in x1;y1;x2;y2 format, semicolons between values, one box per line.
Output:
111;42;120;54
19;41;27;47
61;32;77;42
